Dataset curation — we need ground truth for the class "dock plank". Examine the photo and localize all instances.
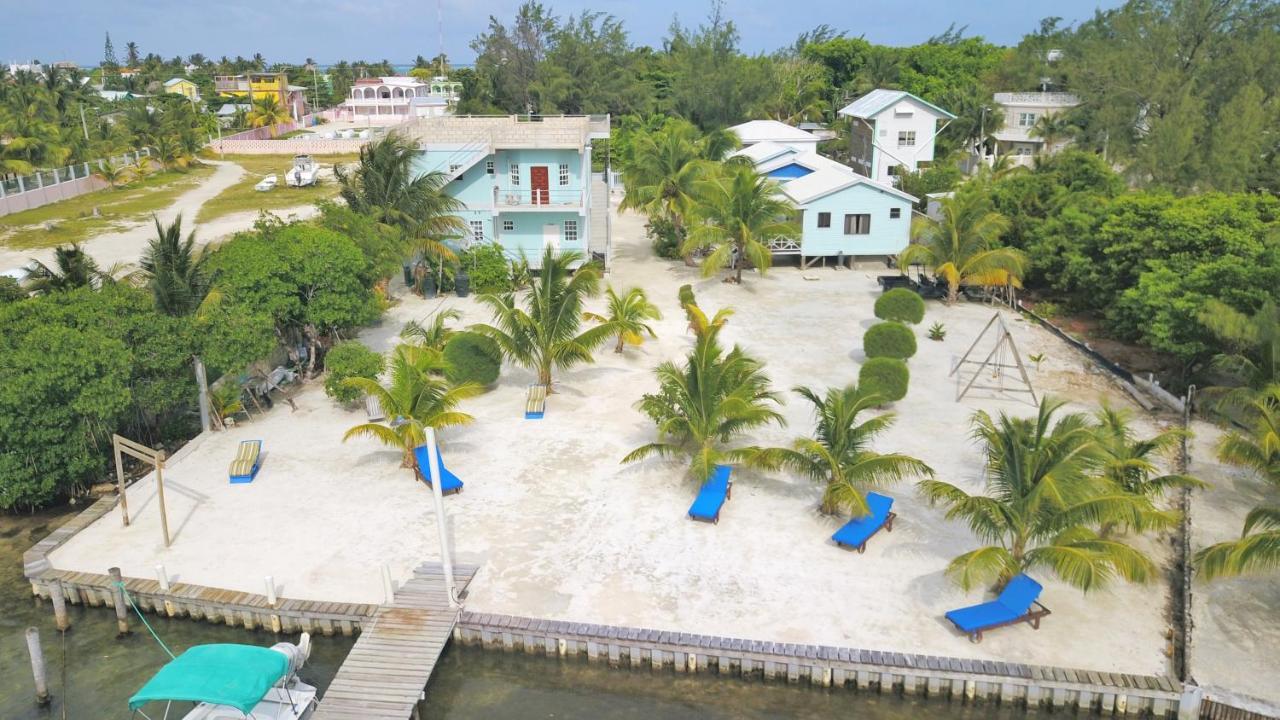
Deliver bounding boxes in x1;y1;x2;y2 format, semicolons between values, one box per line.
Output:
313;563;477;720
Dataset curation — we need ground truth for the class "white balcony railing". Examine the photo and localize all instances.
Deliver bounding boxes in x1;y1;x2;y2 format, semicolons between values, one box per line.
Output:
493;186;585;209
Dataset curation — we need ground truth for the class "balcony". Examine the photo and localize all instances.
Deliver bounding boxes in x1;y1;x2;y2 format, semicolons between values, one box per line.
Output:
492;186;585;211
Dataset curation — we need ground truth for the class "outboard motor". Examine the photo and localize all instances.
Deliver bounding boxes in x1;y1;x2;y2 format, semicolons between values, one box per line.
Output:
270;632;311;681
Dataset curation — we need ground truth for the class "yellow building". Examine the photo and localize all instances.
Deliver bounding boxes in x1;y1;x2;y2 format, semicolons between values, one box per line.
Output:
163;78;201;101
213;72;307;119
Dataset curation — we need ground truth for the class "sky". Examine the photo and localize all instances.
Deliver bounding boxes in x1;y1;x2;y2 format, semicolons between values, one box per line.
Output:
1;0;1123;67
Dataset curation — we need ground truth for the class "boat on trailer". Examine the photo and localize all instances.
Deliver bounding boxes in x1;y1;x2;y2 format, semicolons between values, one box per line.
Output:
129;635;316;719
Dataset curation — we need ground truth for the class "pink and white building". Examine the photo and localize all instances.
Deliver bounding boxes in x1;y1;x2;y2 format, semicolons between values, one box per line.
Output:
338;76;460;125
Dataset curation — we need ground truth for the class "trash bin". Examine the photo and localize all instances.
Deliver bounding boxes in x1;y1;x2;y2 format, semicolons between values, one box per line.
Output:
422;275;437;298
402;263;413;287
455;271;470;298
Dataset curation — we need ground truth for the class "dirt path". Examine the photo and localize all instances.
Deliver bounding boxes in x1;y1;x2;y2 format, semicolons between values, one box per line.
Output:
0;160;317;273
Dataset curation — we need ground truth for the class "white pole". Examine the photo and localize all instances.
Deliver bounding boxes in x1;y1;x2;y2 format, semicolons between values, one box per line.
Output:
155;564;171;592
423;428;458;608
264;576;277;607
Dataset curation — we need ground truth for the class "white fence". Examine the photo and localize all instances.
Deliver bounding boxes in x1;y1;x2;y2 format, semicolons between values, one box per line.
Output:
0;149;152;218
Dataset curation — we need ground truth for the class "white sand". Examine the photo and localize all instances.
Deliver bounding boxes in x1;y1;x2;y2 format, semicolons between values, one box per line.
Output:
48;209;1278;696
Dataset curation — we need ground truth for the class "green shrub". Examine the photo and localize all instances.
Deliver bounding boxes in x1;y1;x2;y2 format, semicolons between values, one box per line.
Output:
928;321;946;341
677;284;696;309
648;215;684;259
0;276;25;303
323;341;384;403
863;321;917;360
461;242;512;294
859;357;910;403
874;288;926;324
443;332;502;387
1033;300;1061;319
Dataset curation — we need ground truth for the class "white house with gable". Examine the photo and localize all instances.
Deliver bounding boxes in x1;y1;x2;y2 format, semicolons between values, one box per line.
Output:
727;120;820;154
838;89;955;185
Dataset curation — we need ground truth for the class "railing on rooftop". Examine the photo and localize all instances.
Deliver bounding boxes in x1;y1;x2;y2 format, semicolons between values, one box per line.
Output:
993;92;1081;106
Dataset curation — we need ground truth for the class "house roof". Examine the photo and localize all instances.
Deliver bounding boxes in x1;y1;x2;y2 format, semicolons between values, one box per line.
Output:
730;141;799;165
163;78;191;87
727;120;818;145
838;88;956;120
781;167;918;205
217;103;252;116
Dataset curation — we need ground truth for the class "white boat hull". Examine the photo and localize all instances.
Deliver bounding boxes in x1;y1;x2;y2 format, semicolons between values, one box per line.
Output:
181;678;317;719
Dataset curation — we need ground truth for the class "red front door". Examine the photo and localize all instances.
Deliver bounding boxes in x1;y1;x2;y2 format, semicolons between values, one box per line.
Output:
530;166;549;205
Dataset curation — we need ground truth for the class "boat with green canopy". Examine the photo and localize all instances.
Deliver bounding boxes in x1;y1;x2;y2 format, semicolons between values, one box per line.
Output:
128;635;316;719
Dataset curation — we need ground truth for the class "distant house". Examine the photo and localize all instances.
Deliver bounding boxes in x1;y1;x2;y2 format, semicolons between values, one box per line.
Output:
163;78;200;101
837;89;956;186
731;140;916;264
727;120;820;154
408;115;612;267
340;76;460;124
98;90;140;102
216;103;252;128
214;72;307;119
797;122;838;142
989;92;1081;167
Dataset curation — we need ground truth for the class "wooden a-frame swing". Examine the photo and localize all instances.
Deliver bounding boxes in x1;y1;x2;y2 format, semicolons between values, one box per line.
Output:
950;313;1038;404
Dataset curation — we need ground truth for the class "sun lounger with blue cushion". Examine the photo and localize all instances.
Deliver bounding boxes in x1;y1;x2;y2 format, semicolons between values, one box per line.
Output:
413;444;464;495
228;439;262;484
831;492;896;552
526;384;547;419
945;573;1051;642
687;465;732;523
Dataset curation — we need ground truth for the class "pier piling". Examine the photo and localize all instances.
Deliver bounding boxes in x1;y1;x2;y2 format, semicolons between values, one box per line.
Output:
25;627;50;707
107;567;130;636
49;580;70;632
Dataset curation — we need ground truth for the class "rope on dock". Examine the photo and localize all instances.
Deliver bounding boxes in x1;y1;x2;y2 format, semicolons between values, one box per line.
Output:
113;581;176;660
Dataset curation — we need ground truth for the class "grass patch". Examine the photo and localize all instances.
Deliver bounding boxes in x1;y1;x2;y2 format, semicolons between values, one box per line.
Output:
0;165;216;250
195;154;357;224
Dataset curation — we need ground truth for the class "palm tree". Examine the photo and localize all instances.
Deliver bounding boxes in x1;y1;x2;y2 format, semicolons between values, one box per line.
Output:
1196;386;1280;580
1029;113;1075;152
336;133;465;265
23;244;110;294
1093;405;1206;534
899;190;1026;304
342;343;483;469
139;214;212;316
93;158;134;189
749;384;933;516
401;308;462;351
125;41;140;67
246;96;290;136
619;122;704;253
624;309;785;483
1198;298;1280;412
472;247;611;388
586;286;663;354
683;164;798;284
919;397;1163;591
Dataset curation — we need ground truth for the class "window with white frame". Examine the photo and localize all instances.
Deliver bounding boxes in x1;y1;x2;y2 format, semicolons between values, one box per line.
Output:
486;160;495;174
1017;112;1038;127
563;220;578;244
897;131;916;147
470;220;485;243
558;163;570;186
502;219;514;232
509;163;520;185
843;214;871;235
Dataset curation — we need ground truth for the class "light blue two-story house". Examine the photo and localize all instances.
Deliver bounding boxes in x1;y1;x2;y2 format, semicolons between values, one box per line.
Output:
408;115;612;267
730;133;918;267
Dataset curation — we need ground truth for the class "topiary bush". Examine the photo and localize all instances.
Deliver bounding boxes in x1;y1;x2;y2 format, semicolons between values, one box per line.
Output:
324;341;384;404
874;287;926;324
443;331;502;388
859;357;910;403
863;321;917;360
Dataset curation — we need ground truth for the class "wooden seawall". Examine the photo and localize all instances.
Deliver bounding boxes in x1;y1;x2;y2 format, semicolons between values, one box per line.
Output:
313;563;478;720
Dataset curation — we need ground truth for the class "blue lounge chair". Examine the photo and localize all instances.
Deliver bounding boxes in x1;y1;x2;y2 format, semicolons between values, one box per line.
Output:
945;574;1051;643
413;444;464;495
831;492;896;552
688;465;732;523
228;440;262;484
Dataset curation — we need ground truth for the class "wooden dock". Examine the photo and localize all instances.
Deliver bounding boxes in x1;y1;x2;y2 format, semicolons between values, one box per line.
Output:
313;562;478;720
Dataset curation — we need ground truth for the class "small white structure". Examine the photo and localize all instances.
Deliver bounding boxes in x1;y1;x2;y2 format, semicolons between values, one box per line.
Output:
838;89;956;186
727;120;820;154
285;155;317;187
990;92;1082;167
254;175;278;192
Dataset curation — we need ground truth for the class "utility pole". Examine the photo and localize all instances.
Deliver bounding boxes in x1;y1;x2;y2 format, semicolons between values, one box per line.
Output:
79;103;90;142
